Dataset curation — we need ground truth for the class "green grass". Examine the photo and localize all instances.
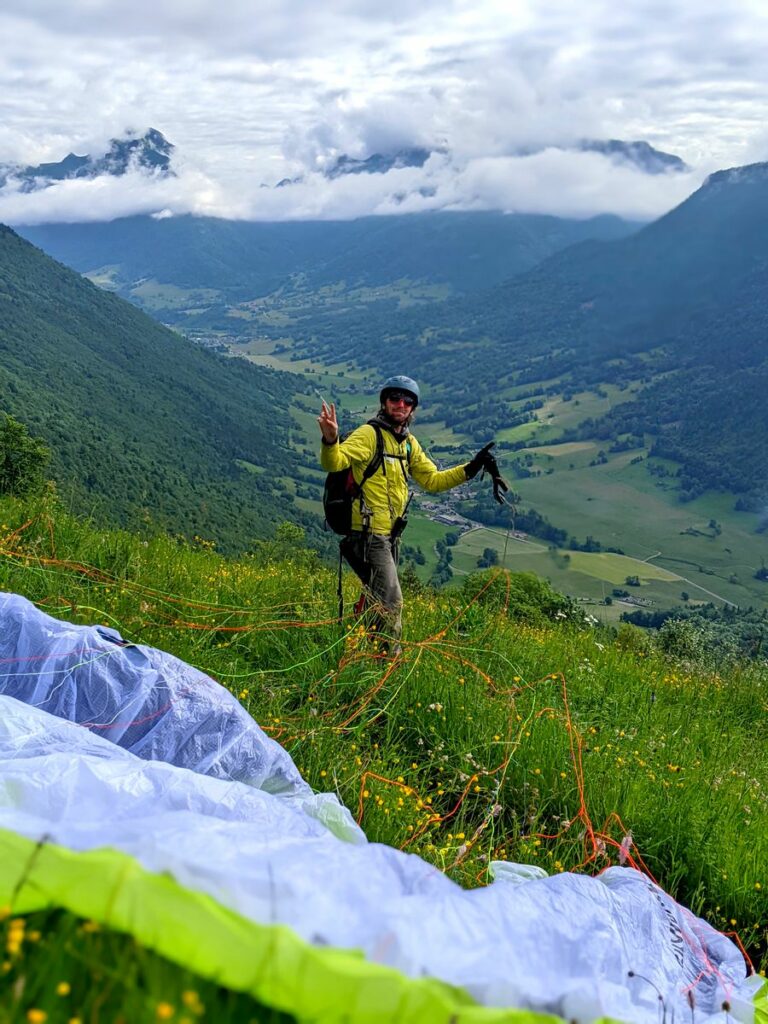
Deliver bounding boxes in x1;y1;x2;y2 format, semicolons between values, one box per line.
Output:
0;908;291;1023
240;279;453;319
496;419;542;444
242;338;360;380
84;265;122;290
449;529;621;607
563;551;679;584
447;513;763;621
417;419;473;446
128;279;221;312
400;515;451;580
528;441;598;458
0;492;765;1024
495;385;641;445
538;385;641;430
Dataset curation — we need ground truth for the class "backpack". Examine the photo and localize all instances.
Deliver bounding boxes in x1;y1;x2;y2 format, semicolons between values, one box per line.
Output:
323;422;385;535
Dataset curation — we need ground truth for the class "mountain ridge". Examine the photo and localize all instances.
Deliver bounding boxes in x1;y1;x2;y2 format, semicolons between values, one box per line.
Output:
18;209;641;311
577;139;688;174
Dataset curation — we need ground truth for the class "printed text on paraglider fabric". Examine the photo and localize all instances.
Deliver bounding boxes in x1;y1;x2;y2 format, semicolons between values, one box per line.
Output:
645;881;686;968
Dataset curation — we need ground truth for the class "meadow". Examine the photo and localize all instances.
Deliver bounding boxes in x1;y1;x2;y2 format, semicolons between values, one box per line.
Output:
0;491;766;1021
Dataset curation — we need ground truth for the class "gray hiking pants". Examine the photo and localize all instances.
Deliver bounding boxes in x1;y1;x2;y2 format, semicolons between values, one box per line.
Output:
341;532;402;645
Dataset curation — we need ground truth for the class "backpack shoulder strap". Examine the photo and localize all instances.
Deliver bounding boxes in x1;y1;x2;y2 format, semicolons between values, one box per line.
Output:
401;440;412;483
360;422;385;484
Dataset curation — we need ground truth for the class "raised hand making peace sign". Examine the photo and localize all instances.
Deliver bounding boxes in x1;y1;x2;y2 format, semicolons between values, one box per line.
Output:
317;400;339;444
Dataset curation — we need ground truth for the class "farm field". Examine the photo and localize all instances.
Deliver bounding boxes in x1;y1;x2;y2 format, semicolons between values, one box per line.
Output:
448;528;689;621
510;451;766;606
443;443;766;614
495;384;642;445
242;337;358;380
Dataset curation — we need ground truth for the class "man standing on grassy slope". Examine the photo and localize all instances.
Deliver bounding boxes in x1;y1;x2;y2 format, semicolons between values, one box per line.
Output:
318;375;507;655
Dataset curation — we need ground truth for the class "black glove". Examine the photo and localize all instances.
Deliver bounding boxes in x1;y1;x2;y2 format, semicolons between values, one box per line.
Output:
490;471;510;505
465;442;495;480
465;442;510;504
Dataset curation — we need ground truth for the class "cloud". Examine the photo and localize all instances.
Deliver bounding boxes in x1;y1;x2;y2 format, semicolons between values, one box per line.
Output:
1;1;768;225
0;166;219;225
0;1;449;62
0;145;704;226
444;151;703;220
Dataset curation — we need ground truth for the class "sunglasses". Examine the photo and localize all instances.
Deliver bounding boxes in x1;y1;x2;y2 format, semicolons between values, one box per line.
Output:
386;392;416;407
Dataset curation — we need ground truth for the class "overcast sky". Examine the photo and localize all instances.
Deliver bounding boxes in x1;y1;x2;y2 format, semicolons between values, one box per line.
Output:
2;0;768;225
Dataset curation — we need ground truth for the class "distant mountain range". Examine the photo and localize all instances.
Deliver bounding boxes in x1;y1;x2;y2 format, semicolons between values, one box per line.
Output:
0;130;686;199
275;138;687;187
18;210;640;313
0;129;174;191
327;147;436;178
512;138;688;175
12;142;766;510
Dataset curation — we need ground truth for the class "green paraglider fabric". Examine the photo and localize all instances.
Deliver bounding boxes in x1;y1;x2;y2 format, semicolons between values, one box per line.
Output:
0;827;572;1024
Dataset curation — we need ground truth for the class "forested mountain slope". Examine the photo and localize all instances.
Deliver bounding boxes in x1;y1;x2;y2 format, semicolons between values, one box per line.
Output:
19;210;638;306
0;224;309;550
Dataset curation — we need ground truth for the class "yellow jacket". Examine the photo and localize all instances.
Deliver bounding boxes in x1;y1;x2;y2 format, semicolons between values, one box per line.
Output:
320;422;468;535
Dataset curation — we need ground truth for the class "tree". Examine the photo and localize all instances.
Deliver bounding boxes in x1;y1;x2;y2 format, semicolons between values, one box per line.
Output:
0;414;50;497
399;562;424;594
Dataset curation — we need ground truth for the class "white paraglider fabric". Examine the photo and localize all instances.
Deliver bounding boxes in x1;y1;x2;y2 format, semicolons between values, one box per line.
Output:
0;592;306;794
0;594;759;1024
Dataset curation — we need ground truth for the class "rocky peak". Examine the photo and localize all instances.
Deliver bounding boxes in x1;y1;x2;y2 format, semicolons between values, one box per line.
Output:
1;129;175;191
325;147;435;179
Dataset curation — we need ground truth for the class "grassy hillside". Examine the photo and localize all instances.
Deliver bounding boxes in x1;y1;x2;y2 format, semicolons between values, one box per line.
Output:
0;493;765;1020
0;224;318;552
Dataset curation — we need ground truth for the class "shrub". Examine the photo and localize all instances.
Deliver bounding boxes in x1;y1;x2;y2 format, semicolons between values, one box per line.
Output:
0;414;50;497
461;569;575;623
